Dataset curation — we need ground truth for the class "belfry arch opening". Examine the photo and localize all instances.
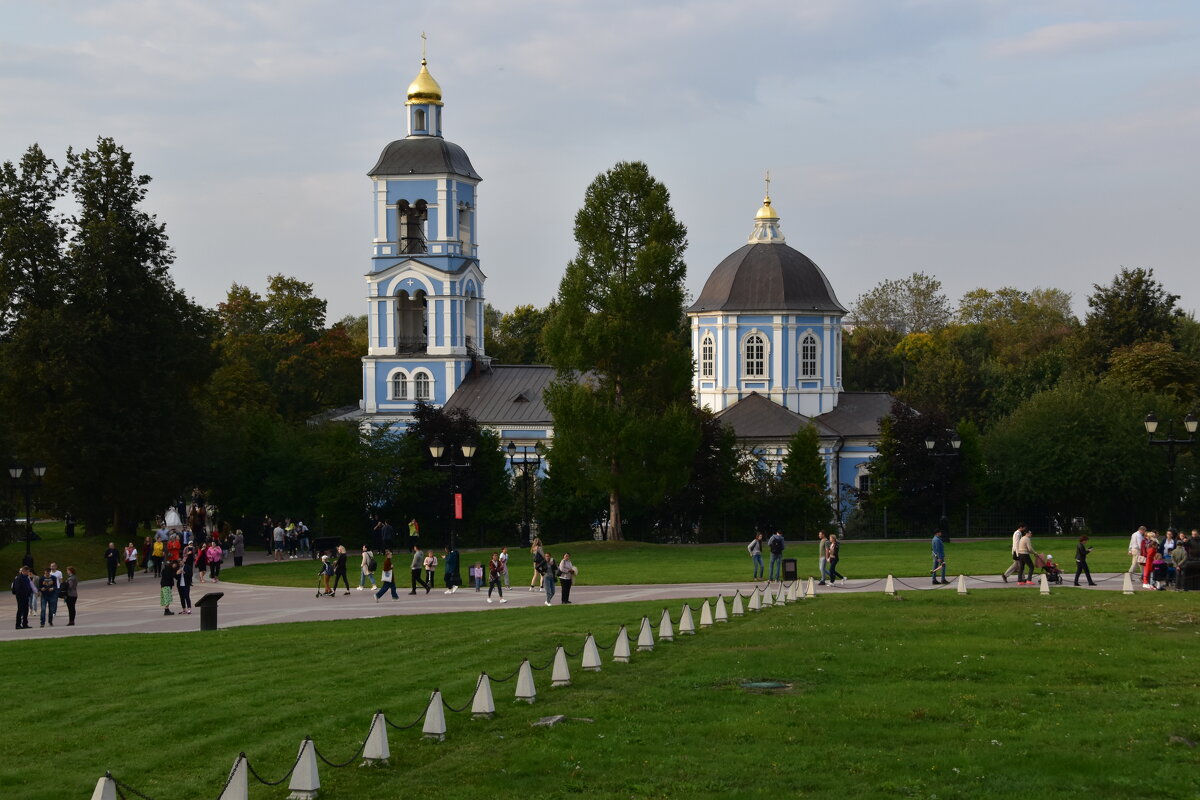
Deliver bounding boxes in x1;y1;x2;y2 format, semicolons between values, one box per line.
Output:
397;199;428;254
395;289;427;353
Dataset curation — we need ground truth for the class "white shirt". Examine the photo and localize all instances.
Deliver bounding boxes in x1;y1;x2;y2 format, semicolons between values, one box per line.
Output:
1011;530;1023;554
1129;529;1144;554
499;551;509;571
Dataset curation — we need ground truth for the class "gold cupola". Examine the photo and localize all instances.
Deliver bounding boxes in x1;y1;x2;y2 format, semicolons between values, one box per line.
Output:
755;195;778;220
406;57;444;106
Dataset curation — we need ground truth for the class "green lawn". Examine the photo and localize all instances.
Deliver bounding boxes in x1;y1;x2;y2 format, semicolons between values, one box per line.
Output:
219;536;1138;588
2;591;1197;799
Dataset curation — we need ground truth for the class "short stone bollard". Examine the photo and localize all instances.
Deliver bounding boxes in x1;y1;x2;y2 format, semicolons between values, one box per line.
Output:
287;738;320;800
732;592;745;616
423;691;447;741
636;616;655;651
1039;574;1050;596
472;674;496;718
515;659;537;703
90;774;117;800
714;595;729;622
748;587;761;611
581;634;602;671
217;755;249;800
885;575;896;596
806;577;816;598
956;575;968;595
613;625;632;663
1122;573;1134;595
678;603;696;635
762;585;774;607
551;646;571;687
775;582;787;605
362;712;390;764
658;608;674;642
788;581;799;601
699;600;714;627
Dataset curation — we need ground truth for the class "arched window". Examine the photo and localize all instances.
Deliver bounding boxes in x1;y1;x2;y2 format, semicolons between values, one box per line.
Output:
414;108;427;131
414;371;432;400
743;332;766;377
700;332;714;378
390;372;408;400
800;333;819;378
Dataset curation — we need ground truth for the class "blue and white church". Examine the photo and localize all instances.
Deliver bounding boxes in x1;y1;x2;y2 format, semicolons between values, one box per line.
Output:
351;55;891;511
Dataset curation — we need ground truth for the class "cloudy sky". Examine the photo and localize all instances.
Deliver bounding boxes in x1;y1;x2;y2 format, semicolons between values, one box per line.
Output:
2;0;1197;324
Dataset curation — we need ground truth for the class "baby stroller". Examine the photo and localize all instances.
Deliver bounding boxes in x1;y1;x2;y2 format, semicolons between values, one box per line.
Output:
1041;555;1064;584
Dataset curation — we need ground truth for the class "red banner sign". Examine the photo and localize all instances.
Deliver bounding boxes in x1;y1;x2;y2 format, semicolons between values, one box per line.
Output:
454;492;463;520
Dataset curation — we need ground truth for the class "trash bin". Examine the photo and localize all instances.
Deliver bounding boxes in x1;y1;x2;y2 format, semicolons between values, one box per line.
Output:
782;558;798;581
196;592;224;631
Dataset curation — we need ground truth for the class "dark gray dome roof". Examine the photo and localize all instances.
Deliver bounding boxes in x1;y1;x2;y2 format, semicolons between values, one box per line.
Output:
687;242;846;314
367;137;480;180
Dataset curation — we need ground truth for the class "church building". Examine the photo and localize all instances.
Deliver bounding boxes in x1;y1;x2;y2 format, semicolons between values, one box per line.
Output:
350;54;892;513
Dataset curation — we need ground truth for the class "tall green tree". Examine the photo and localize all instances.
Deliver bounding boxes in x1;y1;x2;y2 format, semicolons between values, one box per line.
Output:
1078;267;1181;374
485;302;554;364
852;271;951;334
543;161;698;541
777;424;833;536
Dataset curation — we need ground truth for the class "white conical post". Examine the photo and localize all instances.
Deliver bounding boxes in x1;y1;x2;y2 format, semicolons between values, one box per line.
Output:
1122;573;1134;595
884;575;896;596
613;625;632;662
776;582;787;605
422;690;447;741
788;581;798;601
91;775;118;800
679;603;696;635
699;600;713;627
748;587;761;611
361;713;390;763
551;645;571;687
472;674;496;717
658;608;674;641
1040;574;1050;595
715;595;729;622
795;579;806;599
956;575;968;595
218;755;248;799
515;659;537;703
762;586;774;607
286;738;320;800
582;634;602;671
637;616;655;651
732;593;745;616
806;577;816;597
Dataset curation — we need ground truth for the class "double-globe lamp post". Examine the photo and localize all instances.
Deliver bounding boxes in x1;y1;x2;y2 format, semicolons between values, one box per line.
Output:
1143;412;1198;529
924;433;961;537
506;441;543;545
428;438;475;554
8;461;48;557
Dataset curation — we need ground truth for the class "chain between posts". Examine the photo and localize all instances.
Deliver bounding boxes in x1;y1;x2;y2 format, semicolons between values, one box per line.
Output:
110;774;155;800
313;715;376;768
441;674;485;713
245;742;306;787
384;695;434;730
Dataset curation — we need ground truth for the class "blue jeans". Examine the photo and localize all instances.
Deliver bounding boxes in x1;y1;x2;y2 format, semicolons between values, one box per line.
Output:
40;595;58;624
819;557;829;583
751;553;764;579
375;581;398;599
932;557;946;581
545;578;556;603
769;555;782;581
359;572;376;588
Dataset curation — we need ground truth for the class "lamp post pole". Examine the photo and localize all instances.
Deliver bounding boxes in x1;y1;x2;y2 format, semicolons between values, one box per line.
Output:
8;462;48;558
1144;412;1198;529
429;438;476;553
924;433;961;538
506;441;543;545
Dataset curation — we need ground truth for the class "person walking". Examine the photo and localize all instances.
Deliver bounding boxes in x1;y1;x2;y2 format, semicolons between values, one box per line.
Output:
331;545;351;594
529;538;545;591
375;552;398;601
409;545;430;594
12;565;33;629
443;545;460;594
826;533;846;586
207;540;224;583
558;552;577;604
1074;536;1095;586
1129;526;1147;574
931;530;947;585
124;542;138;582
195;541;209;584
63;566;79;626
747;533;764;580
1016;528;1038;585
359;545;378;591
499;546;510;587
542;551;558;606
1001;525;1026;582
485;552;507;604
104;542;120;585
160;560;177;616
423;550;437;589
766;531;785;582
1142;531;1160;590
178;548;194;614
817;531;830;585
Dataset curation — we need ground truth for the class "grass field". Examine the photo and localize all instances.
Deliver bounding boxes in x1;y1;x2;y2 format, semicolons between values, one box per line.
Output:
3;590;1197;799
219;536;1139;588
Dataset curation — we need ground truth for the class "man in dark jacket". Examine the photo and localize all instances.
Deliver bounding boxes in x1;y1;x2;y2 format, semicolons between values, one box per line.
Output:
443;546;460;593
12;566;33;629
767;531;786;582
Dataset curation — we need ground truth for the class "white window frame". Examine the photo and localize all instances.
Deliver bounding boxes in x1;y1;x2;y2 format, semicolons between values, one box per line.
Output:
413;369;433;401
742;330;769;378
799;330;820;379
700;332;715;379
387;369;410;401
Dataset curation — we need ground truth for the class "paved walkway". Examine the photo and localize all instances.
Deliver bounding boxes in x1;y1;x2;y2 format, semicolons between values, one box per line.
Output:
2;556;1140;642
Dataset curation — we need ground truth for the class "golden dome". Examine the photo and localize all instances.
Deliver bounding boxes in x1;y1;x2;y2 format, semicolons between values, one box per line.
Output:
755;195;778;220
406;58;443;106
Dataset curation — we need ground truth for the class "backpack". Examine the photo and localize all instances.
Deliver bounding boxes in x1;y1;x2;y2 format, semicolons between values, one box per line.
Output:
769;536;784;555
367;554;377;572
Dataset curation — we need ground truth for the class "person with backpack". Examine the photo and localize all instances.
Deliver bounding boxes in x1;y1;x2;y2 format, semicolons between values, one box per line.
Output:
766;531;785;582
359;545;378;591
747;533;764;580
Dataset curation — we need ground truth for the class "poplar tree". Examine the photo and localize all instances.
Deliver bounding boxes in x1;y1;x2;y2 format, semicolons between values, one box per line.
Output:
543;162;698;541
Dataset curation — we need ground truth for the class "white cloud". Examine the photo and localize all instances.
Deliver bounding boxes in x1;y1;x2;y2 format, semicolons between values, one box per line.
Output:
991;20;1185;57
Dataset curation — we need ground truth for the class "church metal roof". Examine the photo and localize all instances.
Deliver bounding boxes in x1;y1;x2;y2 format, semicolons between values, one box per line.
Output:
715;391;894;441
687;242;847;314
368;137;481;180
441;365;555;425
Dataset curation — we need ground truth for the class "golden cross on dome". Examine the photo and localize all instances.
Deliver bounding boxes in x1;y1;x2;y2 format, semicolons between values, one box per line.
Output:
764;170;771;199
421;31;428;64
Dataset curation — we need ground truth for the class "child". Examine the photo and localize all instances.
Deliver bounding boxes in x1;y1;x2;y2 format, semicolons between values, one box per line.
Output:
423;551;437;589
470;562;484;591
318;554;334;596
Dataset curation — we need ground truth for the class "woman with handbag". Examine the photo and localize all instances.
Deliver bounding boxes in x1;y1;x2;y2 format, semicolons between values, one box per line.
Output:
374;553;398;601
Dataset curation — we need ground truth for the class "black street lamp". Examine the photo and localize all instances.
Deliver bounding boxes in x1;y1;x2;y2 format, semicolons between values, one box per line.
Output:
506;440;544;545
428;438;476;554
8;461;48;558
1143;412;1198;529
924;432;961;537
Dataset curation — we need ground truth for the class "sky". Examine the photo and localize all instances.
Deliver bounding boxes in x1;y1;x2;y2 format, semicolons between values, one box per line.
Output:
2;0;1198;324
